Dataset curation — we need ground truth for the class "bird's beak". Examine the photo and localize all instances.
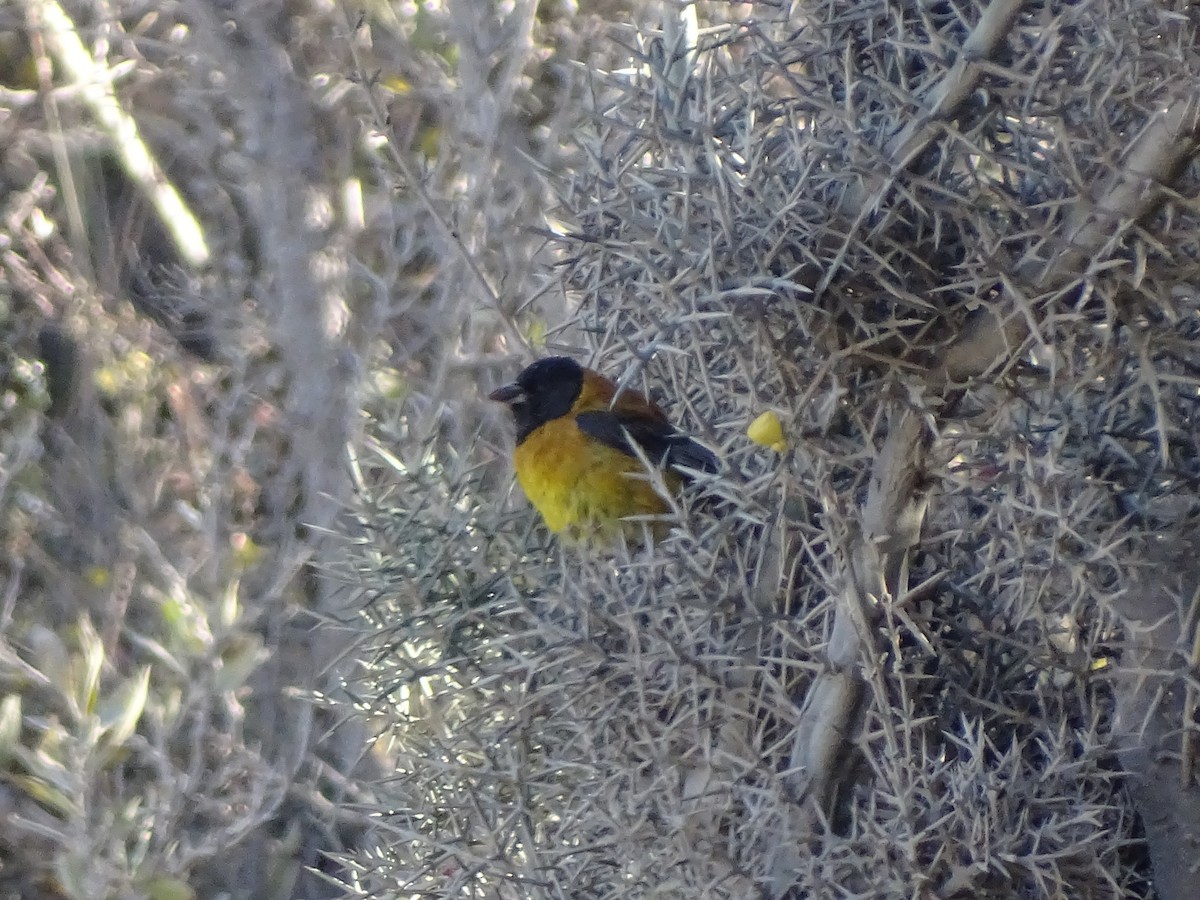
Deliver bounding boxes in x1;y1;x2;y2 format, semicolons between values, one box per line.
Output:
488;383;525;405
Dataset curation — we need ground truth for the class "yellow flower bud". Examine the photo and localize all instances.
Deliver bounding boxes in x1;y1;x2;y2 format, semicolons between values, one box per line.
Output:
747;411;788;453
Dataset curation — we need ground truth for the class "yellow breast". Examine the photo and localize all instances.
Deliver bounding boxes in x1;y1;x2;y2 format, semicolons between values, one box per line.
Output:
513;416;676;536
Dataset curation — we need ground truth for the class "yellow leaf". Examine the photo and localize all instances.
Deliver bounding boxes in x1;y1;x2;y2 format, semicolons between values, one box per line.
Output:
380;74;412;95
84;566;110;588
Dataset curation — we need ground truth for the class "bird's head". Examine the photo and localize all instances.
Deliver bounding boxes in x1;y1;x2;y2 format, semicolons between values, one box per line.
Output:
489;356;585;442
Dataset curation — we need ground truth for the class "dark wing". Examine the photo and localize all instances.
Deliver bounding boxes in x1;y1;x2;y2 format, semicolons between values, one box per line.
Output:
575;410;719;476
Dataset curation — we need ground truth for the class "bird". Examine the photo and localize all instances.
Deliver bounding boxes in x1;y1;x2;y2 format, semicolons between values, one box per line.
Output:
489;356;718;538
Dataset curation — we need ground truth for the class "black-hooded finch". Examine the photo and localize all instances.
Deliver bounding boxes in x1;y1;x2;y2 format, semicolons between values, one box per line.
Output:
489;356;718;538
